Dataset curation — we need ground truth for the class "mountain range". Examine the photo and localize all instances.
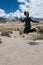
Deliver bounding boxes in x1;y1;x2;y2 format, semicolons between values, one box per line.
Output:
0;17;43;22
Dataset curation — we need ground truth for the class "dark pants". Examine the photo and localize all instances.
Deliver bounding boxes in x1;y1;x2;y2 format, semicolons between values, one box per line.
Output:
24;26;36;34
24;26;31;34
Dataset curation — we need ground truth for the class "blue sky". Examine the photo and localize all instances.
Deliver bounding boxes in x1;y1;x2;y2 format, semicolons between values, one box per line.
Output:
0;0;19;13
0;0;43;18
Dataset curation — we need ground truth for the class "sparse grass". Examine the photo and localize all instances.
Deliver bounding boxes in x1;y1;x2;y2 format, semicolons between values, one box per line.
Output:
0;22;43;40
32;34;43;40
1;30;11;37
19;28;24;35
21;33;43;40
19;30;23;35
36;25;43;34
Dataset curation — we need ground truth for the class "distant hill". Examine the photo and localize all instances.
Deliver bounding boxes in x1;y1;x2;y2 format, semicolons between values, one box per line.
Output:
0;17;7;20
0;17;17;23
0;17;43;23
31;17;43;21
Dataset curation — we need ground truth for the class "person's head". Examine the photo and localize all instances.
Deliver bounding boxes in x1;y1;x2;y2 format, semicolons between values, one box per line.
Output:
24;11;29;17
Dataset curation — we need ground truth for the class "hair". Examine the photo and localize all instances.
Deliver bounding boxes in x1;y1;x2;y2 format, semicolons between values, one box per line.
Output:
24;11;29;15
24;11;26;15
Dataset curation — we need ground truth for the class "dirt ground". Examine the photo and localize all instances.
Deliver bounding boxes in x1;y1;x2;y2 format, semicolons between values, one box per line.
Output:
0;21;43;65
0;36;43;65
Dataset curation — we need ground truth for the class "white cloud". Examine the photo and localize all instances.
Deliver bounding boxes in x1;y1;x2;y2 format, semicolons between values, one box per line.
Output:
5;13;13;19
30;0;43;18
13;10;24;18
18;0;26;3
19;4;29;12
0;9;13;18
25;2;30;7
18;0;30;15
18;0;30;3
0;9;6;17
0;9;24;19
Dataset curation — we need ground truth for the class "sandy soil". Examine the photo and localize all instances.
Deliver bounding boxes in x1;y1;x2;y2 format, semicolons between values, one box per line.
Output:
0;21;43;65
0;36;43;65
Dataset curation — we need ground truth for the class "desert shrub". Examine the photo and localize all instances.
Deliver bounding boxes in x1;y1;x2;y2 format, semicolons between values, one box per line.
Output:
8;30;13;34
19;27;24;35
22;33;43;40
14;31;20;38
33;34;43;40
1;30;11;37
19;30;24;35
36;25;43;34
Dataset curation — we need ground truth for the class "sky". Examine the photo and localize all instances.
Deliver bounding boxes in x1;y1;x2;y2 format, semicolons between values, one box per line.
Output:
0;0;19;13
0;0;43;19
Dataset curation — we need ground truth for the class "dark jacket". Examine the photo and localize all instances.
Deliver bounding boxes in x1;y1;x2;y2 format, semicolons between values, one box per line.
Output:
21;17;35;27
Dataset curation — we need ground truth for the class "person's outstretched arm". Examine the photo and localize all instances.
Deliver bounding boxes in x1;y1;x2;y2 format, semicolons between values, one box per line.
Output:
20;18;25;22
29;17;39;23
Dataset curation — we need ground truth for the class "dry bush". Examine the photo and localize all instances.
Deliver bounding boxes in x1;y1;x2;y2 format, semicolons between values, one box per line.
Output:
8;30;13;34
22;33;43;40
32;34;43;40
1;30;11;37
19;30;23;35
19;27;24;35
36;25;43;34
14;31;20;38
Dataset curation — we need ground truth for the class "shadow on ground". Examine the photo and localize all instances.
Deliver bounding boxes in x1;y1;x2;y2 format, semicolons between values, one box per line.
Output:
27;41;39;46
